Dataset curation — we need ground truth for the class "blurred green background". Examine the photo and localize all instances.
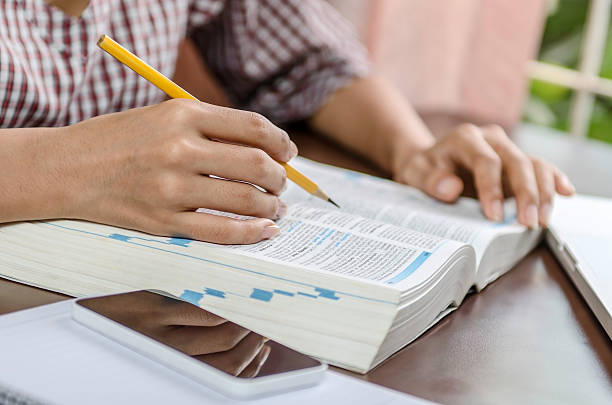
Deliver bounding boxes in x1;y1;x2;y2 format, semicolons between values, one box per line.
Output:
523;0;612;143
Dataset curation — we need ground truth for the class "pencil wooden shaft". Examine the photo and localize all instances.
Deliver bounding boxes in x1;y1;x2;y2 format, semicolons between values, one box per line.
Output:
282;163;318;194
97;34;328;201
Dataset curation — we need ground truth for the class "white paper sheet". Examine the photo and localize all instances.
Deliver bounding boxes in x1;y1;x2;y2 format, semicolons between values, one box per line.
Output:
0;301;435;405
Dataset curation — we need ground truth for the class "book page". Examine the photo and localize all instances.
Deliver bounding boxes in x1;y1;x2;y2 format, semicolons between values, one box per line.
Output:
283;158;524;264
225;203;465;289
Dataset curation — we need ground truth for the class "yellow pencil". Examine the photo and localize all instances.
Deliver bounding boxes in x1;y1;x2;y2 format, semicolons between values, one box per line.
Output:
97;34;339;208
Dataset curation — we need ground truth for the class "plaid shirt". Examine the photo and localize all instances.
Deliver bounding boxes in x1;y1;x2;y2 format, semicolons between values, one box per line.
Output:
0;0;369;128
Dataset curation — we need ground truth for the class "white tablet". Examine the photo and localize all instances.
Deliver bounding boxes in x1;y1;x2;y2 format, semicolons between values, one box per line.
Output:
72;290;326;400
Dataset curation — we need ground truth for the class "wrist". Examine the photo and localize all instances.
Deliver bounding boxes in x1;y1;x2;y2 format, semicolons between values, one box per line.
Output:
29;126;87;220
388;130;434;177
57;123;108;220
0;126;80;222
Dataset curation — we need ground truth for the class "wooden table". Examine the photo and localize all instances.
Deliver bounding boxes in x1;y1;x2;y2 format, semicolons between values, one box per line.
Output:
1;121;611;405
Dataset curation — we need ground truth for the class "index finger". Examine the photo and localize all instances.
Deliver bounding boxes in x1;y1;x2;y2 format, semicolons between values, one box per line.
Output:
193;103;297;162
482;125;540;228
447;125;505;221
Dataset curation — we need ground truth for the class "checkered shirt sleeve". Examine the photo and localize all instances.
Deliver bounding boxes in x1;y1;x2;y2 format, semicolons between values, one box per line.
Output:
189;0;371;124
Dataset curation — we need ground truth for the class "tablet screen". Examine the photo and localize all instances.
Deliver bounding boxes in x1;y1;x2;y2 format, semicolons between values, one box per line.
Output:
75;290;321;378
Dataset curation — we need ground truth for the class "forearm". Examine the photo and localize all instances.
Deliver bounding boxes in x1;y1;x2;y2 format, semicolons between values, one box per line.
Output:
0;127;76;222
308;75;435;173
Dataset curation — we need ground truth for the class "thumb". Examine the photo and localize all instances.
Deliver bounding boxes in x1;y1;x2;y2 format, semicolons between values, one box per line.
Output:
399;164;463;202
424;170;464;202
396;154;464;202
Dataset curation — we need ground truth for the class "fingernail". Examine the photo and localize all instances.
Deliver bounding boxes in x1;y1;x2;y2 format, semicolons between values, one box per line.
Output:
261;224;280;240
562;175;575;194
436;177;457;199
285;136;298;161
540;203;552;226
276;201;287;219
490;199;504;221
524;204;538;229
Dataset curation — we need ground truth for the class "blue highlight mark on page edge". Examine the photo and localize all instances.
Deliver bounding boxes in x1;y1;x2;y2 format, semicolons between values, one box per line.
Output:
180;286;342;305
385;251;432;285
47;222;431;306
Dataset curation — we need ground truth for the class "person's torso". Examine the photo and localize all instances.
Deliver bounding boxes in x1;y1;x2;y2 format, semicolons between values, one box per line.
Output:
0;0;212;127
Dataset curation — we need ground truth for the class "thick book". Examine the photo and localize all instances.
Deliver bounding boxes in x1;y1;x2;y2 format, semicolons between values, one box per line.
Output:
0;157;542;373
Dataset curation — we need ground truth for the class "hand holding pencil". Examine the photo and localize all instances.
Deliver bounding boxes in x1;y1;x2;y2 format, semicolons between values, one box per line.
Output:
97;34;338;208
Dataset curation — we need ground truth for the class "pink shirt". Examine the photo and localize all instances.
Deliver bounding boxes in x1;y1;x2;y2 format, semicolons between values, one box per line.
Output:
0;0;368;127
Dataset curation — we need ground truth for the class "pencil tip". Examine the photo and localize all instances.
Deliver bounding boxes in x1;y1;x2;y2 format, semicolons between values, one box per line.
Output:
328;198;340;209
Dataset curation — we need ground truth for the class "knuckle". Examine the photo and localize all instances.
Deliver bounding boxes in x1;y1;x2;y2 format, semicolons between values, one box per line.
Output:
263;162;286;194
236;187;259;211
539;189;554;204
550;163;563;175
272;197;281;217
511;151;531;168
253;196;278;218
163;135;195;166
456;122;479;133
162;99;193;122
154;173;183;204
482;124;507;140
409;153;432;171
475;153;501;170
166;97;198;111
453;123;480;141
279;131;291;153
248;148;272;174
278;167;288;193
519;184;539;203
530;155;546;169
282;131;291;147
247;112;271;140
394;154;430;186
489;188;504;199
